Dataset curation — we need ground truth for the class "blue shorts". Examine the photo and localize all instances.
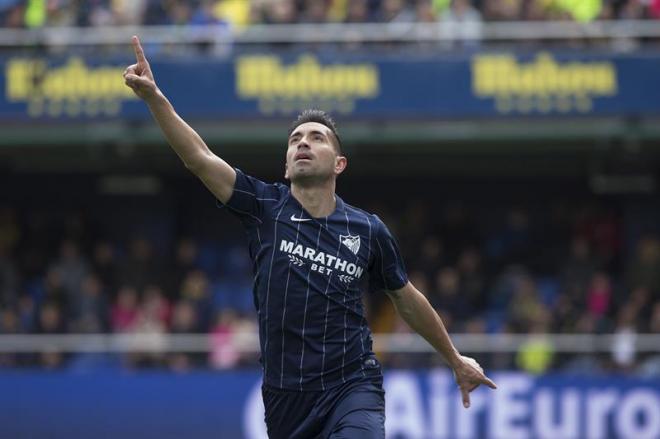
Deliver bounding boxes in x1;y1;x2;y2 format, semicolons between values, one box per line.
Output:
262;376;385;439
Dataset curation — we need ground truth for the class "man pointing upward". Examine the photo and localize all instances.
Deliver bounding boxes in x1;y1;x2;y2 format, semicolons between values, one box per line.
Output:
124;36;496;439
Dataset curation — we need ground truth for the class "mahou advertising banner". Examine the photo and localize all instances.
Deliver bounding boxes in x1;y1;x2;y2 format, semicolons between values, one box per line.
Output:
1;51;660;122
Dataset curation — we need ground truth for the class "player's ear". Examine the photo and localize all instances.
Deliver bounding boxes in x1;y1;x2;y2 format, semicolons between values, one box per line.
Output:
284;162;290;180
334;155;347;176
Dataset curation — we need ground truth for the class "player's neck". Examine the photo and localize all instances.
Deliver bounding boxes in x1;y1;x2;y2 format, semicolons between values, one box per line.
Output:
291;181;336;218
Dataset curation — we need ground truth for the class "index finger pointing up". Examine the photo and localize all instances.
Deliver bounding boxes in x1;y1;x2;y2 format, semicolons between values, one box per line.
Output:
132;35;148;64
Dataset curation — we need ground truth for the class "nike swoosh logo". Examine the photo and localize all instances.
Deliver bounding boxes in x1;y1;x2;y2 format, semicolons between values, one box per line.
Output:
291;214;312;222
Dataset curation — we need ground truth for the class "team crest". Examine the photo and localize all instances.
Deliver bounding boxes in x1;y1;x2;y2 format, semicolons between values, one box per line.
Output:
340;234;361;255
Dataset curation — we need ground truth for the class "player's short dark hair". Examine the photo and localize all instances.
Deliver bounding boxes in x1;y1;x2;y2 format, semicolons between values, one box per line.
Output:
288;109;342;155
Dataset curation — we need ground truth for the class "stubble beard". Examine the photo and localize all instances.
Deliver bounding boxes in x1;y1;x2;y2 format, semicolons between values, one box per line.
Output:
290;166;333;187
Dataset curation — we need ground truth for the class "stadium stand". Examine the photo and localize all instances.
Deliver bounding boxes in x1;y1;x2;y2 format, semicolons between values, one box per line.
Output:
1;173;659;375
1;0;659;28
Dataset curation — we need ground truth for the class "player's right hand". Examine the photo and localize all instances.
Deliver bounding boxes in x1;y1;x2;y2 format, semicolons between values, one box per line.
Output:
123;35;158;101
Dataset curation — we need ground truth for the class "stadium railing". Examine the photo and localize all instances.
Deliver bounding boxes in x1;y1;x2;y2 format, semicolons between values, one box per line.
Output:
0;333;657;354
0;20;658;47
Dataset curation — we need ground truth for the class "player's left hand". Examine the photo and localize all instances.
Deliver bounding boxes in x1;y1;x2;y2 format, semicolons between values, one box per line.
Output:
452;355;497;409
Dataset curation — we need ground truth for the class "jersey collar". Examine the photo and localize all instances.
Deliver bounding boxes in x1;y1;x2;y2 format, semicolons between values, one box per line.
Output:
287;190;346;222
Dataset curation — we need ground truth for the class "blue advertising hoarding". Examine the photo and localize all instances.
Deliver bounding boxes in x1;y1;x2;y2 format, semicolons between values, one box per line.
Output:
1;369;659;438
1;51;660;122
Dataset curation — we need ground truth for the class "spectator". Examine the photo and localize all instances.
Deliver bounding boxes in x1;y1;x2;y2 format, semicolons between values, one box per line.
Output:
213;0;251;27
408;270;430;298
190;0;227;25
377;0;416;22
457;248;486;312
117;237;160;292
380;312;419;369
516;315;554;375
416;0;437;22
432;0;451;15
0;1;22;27
0;244;18;308
625;236;660;293
650;301;660;333
92;241;118;297
35;301;66;368
345;0;370;22
399;201;433;261
111;286;140;332
36;266;68;313
111;0;147;26
415;235;446;279
440;203;479;263
180;269;213;329
37;301;65;333
611;304;638;370
586;272;612;319
300;0;330;23
143;0;170;25
0;307;19;334
168;0;192;25
486;207;531;268
482;0;522;20
508;274;545;332
128;285;169;367
560;236;597;294
651;0;660;18
0;207;19;258
166;238;199;300
18;294;36;333
209;309;241;369
134;285;170;334
70;274;109;333
168;299;202;371
170;299;199;333
552;291;581;333
618;0;646;19
430;267;470;330
0;307;19;366
51;239;89;301
263;0;297;24
48;0;82;26
440;0;483;46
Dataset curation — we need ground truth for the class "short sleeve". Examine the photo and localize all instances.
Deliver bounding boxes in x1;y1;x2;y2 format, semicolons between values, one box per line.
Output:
216;168;280;225
369;216;408;293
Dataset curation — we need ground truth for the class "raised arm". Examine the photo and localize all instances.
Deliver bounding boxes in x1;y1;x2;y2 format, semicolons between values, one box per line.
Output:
123;35;236;203
387;281;497;408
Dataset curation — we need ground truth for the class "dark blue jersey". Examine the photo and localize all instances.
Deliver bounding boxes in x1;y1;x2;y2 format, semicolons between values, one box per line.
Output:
219;169;408;391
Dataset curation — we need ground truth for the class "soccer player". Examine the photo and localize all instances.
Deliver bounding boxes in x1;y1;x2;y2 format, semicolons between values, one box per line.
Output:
124;36;496;438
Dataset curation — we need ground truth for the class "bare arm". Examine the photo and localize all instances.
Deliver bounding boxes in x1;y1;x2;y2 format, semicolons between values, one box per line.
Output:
387;281;497;408
123;36;236;203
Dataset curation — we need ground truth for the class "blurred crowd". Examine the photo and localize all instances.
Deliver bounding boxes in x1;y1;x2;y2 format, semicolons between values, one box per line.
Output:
373;202;660;375
0;0;659;29
1;193;659;375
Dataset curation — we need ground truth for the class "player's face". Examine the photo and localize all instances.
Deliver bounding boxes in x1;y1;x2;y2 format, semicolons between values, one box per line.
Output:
285;122;346;184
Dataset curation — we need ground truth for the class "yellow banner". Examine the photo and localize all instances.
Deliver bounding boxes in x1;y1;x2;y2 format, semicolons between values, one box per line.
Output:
5;57;137;117
235;55;379;115
472;53;617;114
